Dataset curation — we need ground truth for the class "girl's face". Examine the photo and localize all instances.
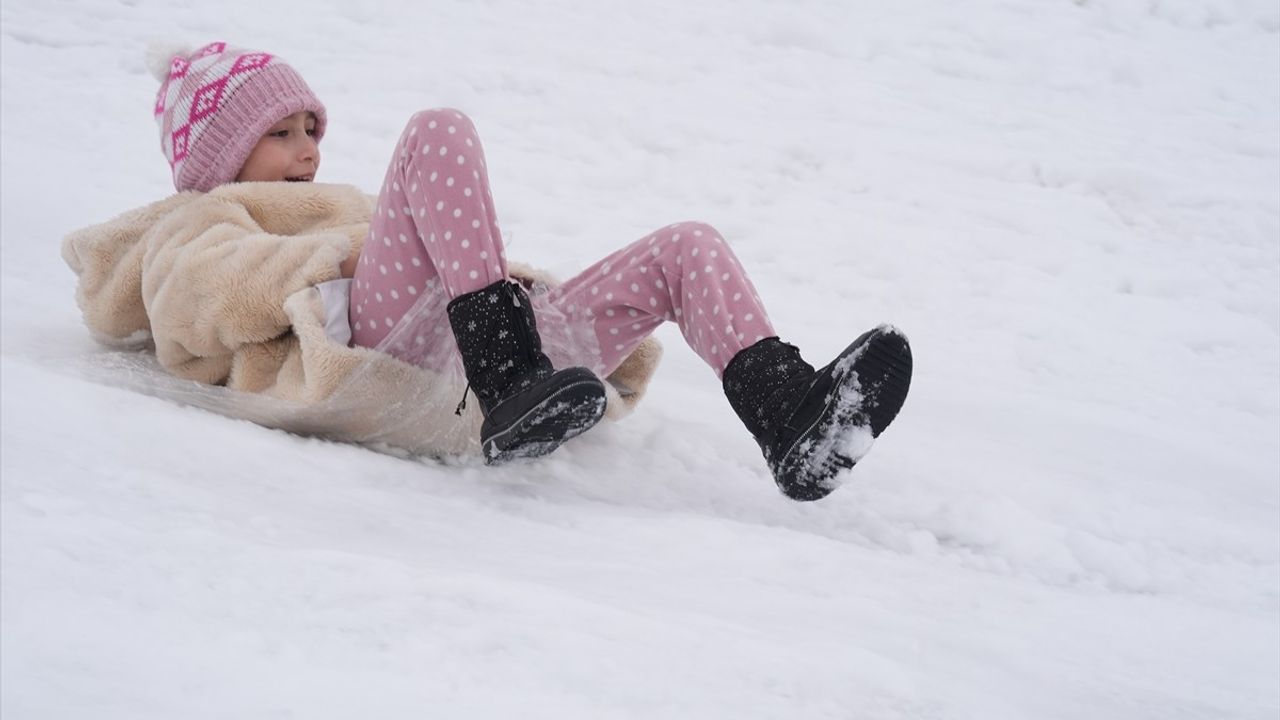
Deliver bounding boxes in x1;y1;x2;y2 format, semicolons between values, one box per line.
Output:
235;111;320;183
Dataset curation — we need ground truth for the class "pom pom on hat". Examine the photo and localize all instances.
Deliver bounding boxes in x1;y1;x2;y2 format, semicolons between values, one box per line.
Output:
144;39;193;82
150;41;327;192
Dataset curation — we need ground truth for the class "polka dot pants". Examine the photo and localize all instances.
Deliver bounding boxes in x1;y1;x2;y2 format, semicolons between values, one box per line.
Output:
351;108;777;378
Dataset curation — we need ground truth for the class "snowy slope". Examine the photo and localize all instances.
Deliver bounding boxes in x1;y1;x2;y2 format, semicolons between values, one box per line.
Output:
3;1;1278;718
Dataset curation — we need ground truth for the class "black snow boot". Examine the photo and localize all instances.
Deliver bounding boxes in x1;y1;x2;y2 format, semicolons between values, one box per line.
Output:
722;325;912;501
447;279;607;465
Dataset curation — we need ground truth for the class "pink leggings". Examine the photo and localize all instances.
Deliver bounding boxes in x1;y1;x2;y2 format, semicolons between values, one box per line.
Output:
350;108;777;378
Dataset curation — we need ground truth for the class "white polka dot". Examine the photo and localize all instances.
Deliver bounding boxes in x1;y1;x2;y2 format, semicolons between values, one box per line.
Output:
451;261;460;270
428;120;438;129
399;233;408;244
628;309;638;317
446;177;455;187
721;273;730;281
694;229;703;237
354;322;362;331
444;231;453;241
464;188;473;197
430;171;439;182
416;335;426;345
419;208;426;217
439;146;448;156
632;323;642;330
471;219;481;229
606;292;614;301
385;317;394;327
480;251;489;260
456;155;466;164
375;292;383;302
422;145;432;155
615;343;625;351
411;183;418;192
710;250;718;258
452;208;462;218
591;286;599;295
436;200;445;211
712;346;719;354
745;313;754;321
391;290;400;300
673;234;682;242
412;257;422;266
733;293;742;301
610;328;619;335
388;209;396;218
713;306;720;315
461;239;470;249
649;297;658;307
689;271;698;280
382;236;391;247
408;285;418;295
692;248;699;257
393;182;400;191
447;125;457;134
395;262;404;272
466;138;474;146
428;234;436;243
705;265;713;273
651;248;660;258
674;308;682;317
379;265;388;275
615;273;623;282
469;270;478;279
403;207;411;216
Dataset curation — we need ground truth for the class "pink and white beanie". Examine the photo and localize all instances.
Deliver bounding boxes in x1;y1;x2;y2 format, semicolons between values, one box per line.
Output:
148;41;327;192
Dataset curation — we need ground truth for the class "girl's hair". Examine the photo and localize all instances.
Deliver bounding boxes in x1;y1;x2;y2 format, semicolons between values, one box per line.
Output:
148;41;327;192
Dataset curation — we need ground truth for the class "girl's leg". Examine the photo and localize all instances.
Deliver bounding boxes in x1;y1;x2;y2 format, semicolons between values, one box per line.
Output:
546;221;777;378
350;108;508;352
351;108;607;464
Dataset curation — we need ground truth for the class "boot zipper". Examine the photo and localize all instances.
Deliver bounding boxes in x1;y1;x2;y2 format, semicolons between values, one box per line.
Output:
505;281;538;367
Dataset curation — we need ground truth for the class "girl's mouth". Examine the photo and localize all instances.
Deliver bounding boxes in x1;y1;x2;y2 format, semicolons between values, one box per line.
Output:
285;175;313;182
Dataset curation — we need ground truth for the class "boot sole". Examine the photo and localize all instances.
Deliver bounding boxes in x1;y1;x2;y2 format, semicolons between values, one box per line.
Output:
774;326;913;501
482;372;608;465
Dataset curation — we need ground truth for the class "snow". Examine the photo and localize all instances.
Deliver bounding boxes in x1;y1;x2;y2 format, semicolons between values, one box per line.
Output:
3;0;1278;717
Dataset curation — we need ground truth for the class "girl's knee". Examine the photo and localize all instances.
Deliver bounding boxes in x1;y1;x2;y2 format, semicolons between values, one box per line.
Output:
666;221;725;254
408;107;477;137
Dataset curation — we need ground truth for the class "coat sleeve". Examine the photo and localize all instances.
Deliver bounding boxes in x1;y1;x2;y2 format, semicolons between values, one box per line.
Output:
140;198;353;384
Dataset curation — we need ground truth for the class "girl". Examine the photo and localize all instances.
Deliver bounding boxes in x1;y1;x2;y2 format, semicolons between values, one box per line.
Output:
63;41;912;502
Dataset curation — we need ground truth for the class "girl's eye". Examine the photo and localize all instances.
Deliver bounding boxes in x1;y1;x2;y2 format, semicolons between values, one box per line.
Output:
306;127;317;137
270;130;288;138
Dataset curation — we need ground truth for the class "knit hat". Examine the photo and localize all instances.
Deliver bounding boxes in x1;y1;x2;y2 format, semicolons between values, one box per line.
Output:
148;41;327;192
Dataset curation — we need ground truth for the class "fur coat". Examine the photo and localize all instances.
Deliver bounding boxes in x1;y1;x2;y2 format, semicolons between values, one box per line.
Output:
61;181;662;457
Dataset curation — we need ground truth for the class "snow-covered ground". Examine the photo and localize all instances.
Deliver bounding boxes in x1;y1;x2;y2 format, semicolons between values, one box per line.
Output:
3;0;1278;717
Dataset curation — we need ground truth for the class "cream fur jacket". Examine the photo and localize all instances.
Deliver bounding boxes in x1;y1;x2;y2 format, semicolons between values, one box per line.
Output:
61;182;662;457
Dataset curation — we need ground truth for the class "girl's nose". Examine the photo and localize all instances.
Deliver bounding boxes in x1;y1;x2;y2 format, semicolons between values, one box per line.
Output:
297;137;318;164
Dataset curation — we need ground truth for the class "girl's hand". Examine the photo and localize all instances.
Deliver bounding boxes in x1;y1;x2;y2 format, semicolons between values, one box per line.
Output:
340;246;360;278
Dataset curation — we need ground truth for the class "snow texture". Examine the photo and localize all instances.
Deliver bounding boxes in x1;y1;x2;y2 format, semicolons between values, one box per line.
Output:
2;0;1278;718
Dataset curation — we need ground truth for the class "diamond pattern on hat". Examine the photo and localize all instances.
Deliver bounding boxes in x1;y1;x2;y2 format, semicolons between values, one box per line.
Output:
230;53;272;75
188;77;228;124
171;125;191;163
194;41;226;58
